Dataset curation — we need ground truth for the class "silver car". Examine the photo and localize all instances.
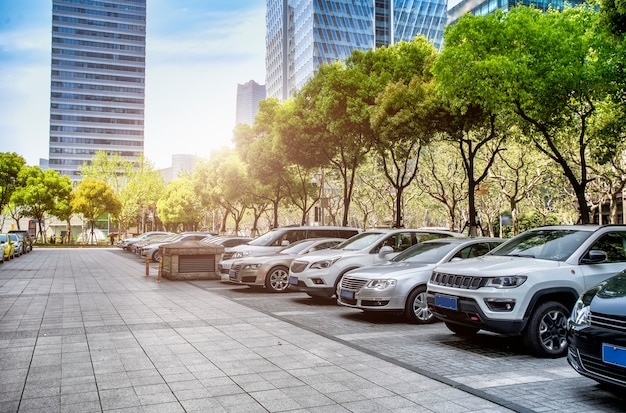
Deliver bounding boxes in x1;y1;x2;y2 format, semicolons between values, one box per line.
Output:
229;238;344;292
337;237;504;324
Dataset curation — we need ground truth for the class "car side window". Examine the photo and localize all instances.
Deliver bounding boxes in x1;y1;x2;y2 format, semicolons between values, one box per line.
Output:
455;243;490;259
588;232;626;263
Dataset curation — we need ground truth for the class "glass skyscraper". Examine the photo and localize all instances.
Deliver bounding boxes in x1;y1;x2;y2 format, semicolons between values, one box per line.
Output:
235;80;267;126
266;0;447;101
447;0;586;25
49;0;146;182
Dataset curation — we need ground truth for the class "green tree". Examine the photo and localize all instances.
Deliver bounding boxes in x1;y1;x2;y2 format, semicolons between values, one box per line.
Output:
156;178;202;232
0;152;26;215
71;178;122;244
11;166;72;242
434;6;611;224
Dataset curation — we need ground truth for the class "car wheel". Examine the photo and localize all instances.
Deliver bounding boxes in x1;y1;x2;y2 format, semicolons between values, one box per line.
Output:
444;321;480;337
523;301;569;358
152;250;161;262
265;266;290;292
405;286;436;324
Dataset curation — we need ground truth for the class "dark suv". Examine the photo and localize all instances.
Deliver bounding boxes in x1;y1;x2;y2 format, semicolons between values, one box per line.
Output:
8;230;33;254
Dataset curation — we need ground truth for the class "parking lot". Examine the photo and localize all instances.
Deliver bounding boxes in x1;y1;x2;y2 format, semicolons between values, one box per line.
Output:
197;276;626;412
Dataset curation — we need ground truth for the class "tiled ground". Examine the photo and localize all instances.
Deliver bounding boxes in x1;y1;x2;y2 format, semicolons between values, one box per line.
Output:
0;248;513;412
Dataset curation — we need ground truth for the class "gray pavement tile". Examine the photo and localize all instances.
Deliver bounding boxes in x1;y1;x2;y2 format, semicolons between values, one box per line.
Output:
179;397;228;412
0;401;20;413
61;390;100;406
141;402;187;413
59;401;102;413
99;387;141;410
136;390;179;406
222;402;269;413
18;395;61;412
0;391;22;403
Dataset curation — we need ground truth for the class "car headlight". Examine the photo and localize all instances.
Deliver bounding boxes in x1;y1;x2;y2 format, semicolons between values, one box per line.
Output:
569;296;591;327
242;264;261;271
232;251;250;259
365;279;397;290
484;276;527;288
310;257;341;269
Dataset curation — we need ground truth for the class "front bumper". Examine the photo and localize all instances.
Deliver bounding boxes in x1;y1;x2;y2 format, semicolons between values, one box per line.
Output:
567;324;626;388
426;292;525;335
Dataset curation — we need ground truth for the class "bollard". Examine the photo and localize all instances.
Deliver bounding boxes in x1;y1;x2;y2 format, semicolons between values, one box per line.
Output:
157;257;163;283
145;254;150;276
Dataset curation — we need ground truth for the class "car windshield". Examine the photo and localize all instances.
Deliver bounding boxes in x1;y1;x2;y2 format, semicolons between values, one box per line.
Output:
0;235;7;242
247;230;278;246
491;229;591;261
335;232;384;251
278;239;321;254
391;241;457;263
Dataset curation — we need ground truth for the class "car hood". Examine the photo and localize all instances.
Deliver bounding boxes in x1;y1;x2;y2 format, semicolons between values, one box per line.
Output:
239;253;297;264
589;271;626;317
434;255;563;276
347;262;436;280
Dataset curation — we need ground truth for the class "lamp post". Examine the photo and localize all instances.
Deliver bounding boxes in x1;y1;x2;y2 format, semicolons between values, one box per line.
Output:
312;169;327;226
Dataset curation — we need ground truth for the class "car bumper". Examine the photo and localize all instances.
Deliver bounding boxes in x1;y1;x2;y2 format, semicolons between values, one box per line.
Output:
229;270;264;286
426;292;526;335
567;325;626;388
337;287;405;311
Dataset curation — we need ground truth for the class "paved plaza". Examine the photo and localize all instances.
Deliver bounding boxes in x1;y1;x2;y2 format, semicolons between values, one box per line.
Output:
0;248;514;413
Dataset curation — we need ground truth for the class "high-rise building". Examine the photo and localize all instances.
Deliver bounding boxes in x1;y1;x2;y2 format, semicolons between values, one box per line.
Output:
235;80;267;126
48;0;147;182
447;0;585;25
266;0;447;101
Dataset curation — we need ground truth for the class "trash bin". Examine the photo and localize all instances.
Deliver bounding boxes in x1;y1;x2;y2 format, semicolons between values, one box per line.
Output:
160;240;224;280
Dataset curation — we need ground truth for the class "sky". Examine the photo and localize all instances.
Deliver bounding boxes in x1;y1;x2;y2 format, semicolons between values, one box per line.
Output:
0;0;267;169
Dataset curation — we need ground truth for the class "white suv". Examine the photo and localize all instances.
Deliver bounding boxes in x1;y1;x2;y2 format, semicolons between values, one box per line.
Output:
426;225;626;358
289;228;462;299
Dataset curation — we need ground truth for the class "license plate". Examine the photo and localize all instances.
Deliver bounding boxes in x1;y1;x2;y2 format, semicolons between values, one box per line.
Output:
340;289;354;300
289;276;298;285
602;343;626;368
229;269;237;279
434;294;458;310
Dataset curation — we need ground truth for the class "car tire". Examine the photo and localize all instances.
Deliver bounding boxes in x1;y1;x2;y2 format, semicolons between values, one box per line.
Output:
405;286;436;324
444;321;480;337
152;250;161;262
523;301;569;358
265;266;290;292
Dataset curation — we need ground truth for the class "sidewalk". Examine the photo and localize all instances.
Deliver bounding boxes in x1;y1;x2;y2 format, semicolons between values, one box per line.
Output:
0;248;513;412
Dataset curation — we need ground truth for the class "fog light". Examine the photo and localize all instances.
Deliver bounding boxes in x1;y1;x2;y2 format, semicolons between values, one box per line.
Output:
484;298;516;312
312;278;325;285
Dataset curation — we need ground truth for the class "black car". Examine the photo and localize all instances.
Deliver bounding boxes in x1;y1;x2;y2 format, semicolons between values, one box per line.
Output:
567;269;626;389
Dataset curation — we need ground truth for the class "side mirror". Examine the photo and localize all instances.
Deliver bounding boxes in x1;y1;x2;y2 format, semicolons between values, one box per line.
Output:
378;245;394;258
580;250;607;264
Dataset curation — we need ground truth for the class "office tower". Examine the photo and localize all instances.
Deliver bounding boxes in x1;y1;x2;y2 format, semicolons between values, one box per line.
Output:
265;0;447;101
235;80;267;126
49;0;147;182
447;0;585;25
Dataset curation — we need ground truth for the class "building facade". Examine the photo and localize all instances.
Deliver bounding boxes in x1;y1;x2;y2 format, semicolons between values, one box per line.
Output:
447;0;585;25
266;0;447;101
48;0;147;182
235;80;267;126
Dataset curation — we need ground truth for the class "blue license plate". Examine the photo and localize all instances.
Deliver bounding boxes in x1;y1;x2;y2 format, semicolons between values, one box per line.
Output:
229;269;237;279
340;289;354;300
434;294;457;310
289;276;298;285
602;343;626;368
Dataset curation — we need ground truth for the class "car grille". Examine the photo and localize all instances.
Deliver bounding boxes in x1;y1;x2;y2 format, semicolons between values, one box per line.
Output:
340;276;368;291
430;272;484;289
290;261;308;273
229;264;241;277
591;313;626;333
578;350;626;386
223;251;234;260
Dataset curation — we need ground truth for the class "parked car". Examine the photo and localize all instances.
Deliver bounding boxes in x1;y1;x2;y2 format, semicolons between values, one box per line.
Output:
140;232;213;262
427;225;626;358
8;230;32;253
118;231;171;251
289;228;462;299
201;235;253;248
338;237;504;323
0;234;15;260
133;233;179;255
8;233;22;257
228;238;345;292
567;269;626;389
219;226;360;276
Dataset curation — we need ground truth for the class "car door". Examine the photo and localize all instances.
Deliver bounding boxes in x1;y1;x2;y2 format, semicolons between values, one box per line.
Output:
579;231;626;289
